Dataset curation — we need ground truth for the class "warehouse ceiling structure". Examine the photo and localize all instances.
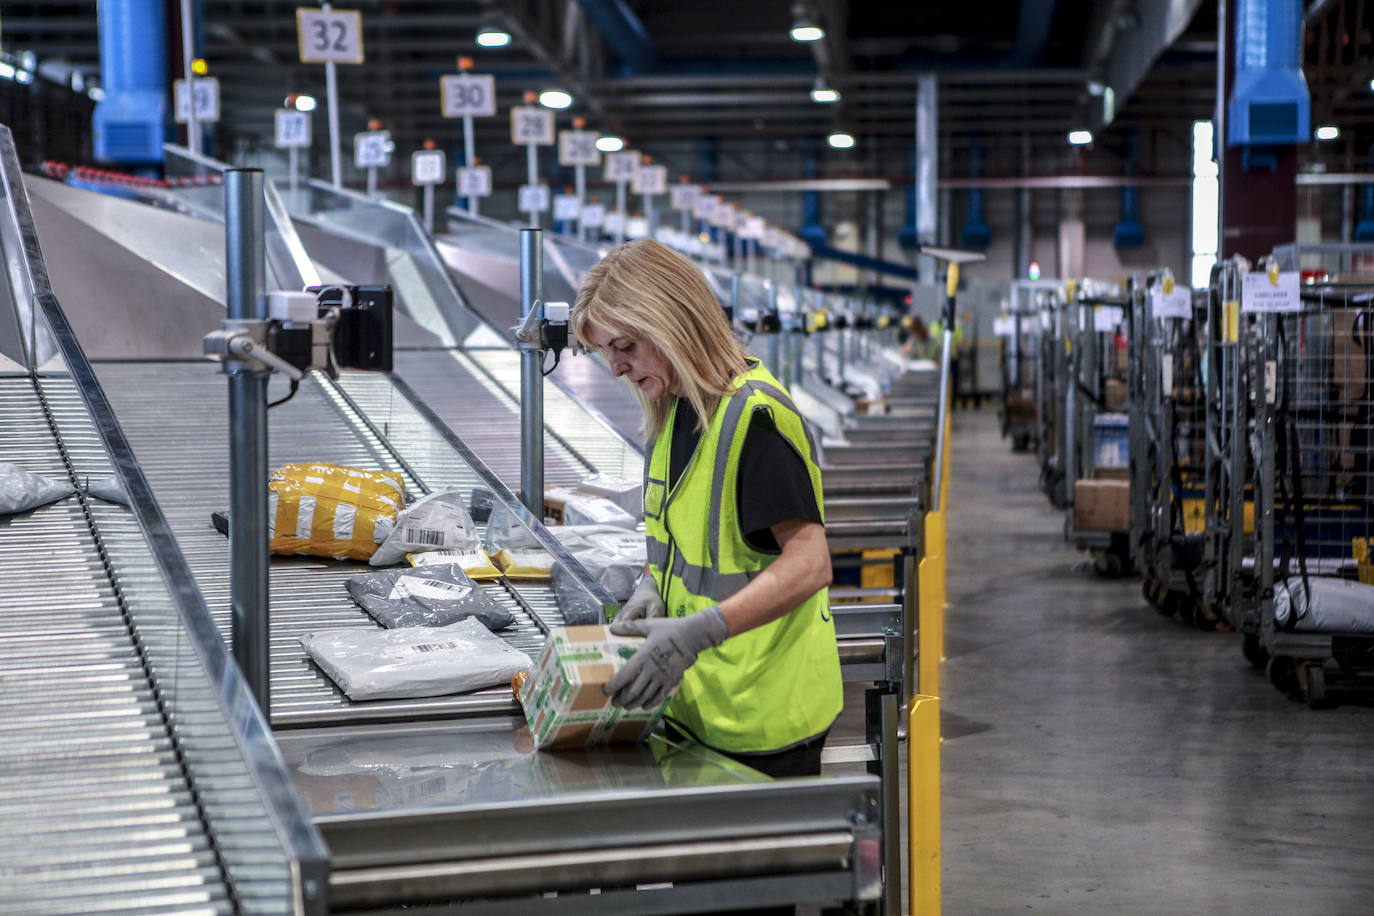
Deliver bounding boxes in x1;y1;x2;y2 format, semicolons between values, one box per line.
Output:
3;0;1371;185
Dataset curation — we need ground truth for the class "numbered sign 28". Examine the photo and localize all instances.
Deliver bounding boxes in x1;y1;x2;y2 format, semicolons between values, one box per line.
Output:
297;8;364;64
440;74;496;118
173;77;220;124
553;194;581;221
519;183;551;213
510;107;555;146
558;130;600;167
457;165;492;197
275;109;311;148
632;164;667;195
354;130;390;169
581;203;606;227
412;150;446;186
604;151;639;183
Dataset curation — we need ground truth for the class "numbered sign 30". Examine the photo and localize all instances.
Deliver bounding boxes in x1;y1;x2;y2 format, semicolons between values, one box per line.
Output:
275;109;311;148
354;130;391;169
174;77;220;124
519;183;551;213
297;8;364;64
558;130;600;167
440;74;496;118
457;165;492;198
510;107;555;146
632;164;667;195
604;151;639;183
412;150;446;186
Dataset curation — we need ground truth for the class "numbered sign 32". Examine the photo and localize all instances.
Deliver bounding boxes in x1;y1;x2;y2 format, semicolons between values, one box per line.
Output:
604;151;639;183
553;194;581;221
354;130;390;169
275;109;311;148
510;107;555;146
457;165;492;197
632;164;667;195
558;130;600;167
519;183;551;213
297;8;364;64
440;74;496;118
174;77;220;123
412;150;446;186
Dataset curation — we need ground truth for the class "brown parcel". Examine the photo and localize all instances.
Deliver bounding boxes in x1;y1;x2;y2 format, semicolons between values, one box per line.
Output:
1074;479;1130;532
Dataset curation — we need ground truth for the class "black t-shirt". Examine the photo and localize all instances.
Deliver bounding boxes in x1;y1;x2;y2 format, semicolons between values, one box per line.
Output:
669;398;821;553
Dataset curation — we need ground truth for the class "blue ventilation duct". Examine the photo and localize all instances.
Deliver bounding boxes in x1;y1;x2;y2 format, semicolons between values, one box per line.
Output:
573;0;658;75
799;145;827;248
1114;131;1145;247
1355;184;1374;242
899;147;919;250
1226;0;1310;147
93;0;169;163
960;147;991;248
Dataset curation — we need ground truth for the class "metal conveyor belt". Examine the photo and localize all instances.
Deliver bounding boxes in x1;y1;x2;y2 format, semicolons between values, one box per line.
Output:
95;361;569;728
0;376;234;915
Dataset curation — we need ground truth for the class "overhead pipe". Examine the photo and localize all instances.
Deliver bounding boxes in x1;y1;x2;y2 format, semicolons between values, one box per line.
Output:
960;146;991;248
1226;0;1309;147
1113;129;1145;247
573;0;659;75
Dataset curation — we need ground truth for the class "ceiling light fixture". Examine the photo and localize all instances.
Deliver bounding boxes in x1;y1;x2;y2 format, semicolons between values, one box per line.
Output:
791;23;825;42
811;83;840;103
538;88;573;110
827;132;855;150
1314;124;1340;141
475;26;511;48
1067;129;1094;146
293;94;317;112
596;135;625;152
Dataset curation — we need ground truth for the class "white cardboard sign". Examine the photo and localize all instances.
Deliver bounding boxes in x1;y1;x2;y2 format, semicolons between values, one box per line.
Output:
692;193;718;220
510;107;555;146
519;183;551;212
1151;286;1192;320
297;8;364;64
354;130;390;168
174;77;220;123
411;149;446;186
604;151;639;183
603;211;625;235
1093;305;1123;332
440;74;496;118
553;194;581;221
456;165;492;197
670;183;700;210
581;203;606;227
1241;271;1301;313
632;164;667;195
274;109;311;148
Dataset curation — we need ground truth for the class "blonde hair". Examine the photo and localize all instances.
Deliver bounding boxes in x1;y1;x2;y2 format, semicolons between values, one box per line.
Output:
573;239;749;439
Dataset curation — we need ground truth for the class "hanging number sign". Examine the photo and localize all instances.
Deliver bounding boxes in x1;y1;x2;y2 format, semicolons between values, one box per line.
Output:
173;77;220;123
559;130;600;167
604;151;639;183
354;130;390;168
275;109;311;148
510;106;555;146
456;165;492;197
553;194;582;221
440;74;496;118
519;183;551;213
412;149;446;186
296;8;364;64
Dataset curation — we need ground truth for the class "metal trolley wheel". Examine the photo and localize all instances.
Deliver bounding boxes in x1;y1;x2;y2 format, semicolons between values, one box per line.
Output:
1241;632;1269;669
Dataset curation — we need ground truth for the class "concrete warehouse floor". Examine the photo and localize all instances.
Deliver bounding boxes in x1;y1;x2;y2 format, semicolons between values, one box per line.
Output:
938;407;1374;914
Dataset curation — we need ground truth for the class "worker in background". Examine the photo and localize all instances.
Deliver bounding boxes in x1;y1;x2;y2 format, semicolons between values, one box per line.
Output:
899;314;931;359
572;238;842;781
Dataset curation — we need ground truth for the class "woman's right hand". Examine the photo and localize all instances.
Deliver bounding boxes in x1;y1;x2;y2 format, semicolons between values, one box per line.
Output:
616;575;666;622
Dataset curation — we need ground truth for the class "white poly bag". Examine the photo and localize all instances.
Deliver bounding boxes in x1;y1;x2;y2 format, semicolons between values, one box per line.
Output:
371;490;479;566
548;525;647;603
300;617;532;701
576;473;643;519
1274;576;1374;633
0;463;74;514
483;500;541;553
562;494;637;531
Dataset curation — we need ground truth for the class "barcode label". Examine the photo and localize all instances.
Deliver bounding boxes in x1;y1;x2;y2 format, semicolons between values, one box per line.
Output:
413;641;459;654
416;578;460;592
406;776;447;800
405;527;447;546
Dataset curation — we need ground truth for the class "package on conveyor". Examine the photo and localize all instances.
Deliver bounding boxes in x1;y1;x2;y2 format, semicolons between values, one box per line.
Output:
548;524;648;613
574;473;643;520
370;489;478;566
515;625;668;749
268;462;405;561
300;617;532;701
407;548;504;580
544;487;637;530
0;462;74;515
493;547;556;579
483;500;542;553
344;563;514;630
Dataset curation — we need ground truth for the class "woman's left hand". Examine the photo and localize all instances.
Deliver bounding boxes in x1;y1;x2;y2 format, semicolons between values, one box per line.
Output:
604;607;729;709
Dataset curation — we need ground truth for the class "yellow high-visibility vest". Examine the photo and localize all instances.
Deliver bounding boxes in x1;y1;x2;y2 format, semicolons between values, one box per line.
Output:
642;360;842;753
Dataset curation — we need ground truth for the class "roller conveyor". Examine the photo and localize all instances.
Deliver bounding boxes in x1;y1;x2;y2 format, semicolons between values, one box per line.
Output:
94;361;576;728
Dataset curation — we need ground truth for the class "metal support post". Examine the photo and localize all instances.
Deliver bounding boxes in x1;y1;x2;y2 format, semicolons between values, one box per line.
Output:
867;686;903;916
225;169;271;716
767;281;782;378
526;144;540;229
932;264;957;513
519;228;545;517
462;114;479;217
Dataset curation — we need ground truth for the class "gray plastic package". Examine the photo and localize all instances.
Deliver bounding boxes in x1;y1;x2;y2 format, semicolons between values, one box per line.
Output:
1274;577;1374;633
549;525;648;624
0;463;74;515
576;473;643;519
562;494;638;530
346;564;514;630
483;499;541;552
86;476;130;506
300;617;533;701
371;490;478;567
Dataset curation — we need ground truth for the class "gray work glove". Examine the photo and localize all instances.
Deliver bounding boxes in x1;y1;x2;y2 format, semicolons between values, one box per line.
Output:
605;606;729;710
615;575;666;624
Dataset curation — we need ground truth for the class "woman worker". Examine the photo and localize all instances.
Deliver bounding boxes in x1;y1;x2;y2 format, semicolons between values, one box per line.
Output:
572;239;842;779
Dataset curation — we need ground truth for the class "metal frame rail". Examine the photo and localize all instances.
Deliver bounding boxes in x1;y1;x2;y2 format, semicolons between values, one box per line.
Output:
1000;280;1054;452
1250;244;1374;706
1035;286;1071;507
0;124;327;914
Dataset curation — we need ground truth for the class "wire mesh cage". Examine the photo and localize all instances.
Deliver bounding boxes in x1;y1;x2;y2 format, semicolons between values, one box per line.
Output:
1001;280;1056;452
1246;245;1374;705
1035;288;1069;506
